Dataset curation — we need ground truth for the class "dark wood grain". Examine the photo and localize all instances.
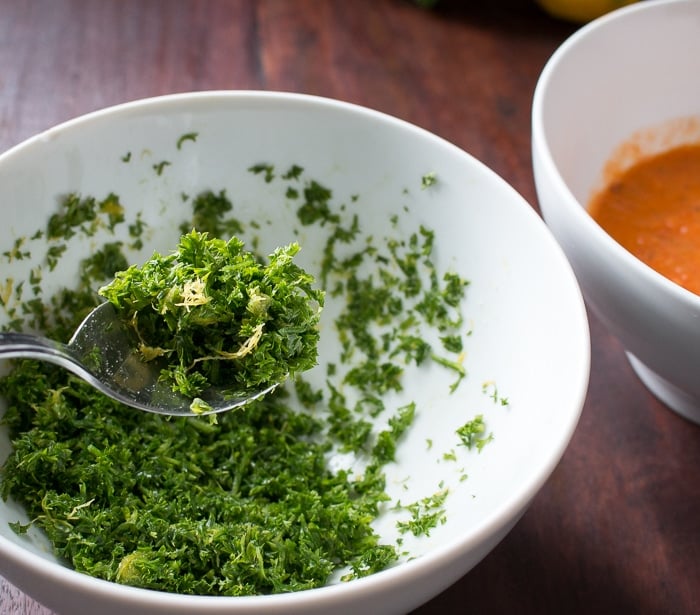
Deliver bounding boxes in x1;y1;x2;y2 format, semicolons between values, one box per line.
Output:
1;1;699;613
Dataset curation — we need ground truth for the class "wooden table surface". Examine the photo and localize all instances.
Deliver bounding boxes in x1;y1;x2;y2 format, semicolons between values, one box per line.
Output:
1;1;699;613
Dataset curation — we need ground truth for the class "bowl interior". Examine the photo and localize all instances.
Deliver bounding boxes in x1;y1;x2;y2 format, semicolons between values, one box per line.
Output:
0;92;589;611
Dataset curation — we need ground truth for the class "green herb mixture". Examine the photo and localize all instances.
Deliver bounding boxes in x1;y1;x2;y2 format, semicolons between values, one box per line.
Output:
99;230;323;400
0;149;499;596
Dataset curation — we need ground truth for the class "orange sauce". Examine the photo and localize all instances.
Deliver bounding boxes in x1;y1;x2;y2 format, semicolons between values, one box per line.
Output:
588;143;700;295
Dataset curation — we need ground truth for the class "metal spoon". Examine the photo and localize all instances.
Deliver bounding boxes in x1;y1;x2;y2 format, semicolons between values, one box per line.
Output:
0;302;278;416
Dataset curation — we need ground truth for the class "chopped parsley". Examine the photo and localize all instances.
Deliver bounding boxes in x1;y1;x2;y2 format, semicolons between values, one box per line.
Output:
47;193;100;240
483;381;510;407
0;385;393;595
420;171;437;189
395;489;449;537
248;163;275;183
372;402;416;464
152;160;171;176
456;414;494;452
180;190;243;237
99;230;324;398
176;132;198;150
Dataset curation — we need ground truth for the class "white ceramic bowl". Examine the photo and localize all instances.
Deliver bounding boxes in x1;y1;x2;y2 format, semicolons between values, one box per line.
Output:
532;0;700;424
0;92;589;615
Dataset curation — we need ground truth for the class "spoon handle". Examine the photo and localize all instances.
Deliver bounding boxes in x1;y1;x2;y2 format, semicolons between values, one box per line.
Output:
0;331;71;360
0;332;98;384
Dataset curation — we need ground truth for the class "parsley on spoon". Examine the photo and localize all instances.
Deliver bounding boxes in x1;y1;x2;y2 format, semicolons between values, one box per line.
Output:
0;231;323;416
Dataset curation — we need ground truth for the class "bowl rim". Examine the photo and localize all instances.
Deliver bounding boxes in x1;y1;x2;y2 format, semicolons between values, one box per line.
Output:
0;89;590;611
531;0;700;308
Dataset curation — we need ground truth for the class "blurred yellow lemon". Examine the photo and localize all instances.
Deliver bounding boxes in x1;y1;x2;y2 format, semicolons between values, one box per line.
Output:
536;0;639;23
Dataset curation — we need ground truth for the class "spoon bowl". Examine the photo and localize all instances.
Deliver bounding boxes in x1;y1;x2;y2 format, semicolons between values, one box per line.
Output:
0;302;278;416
